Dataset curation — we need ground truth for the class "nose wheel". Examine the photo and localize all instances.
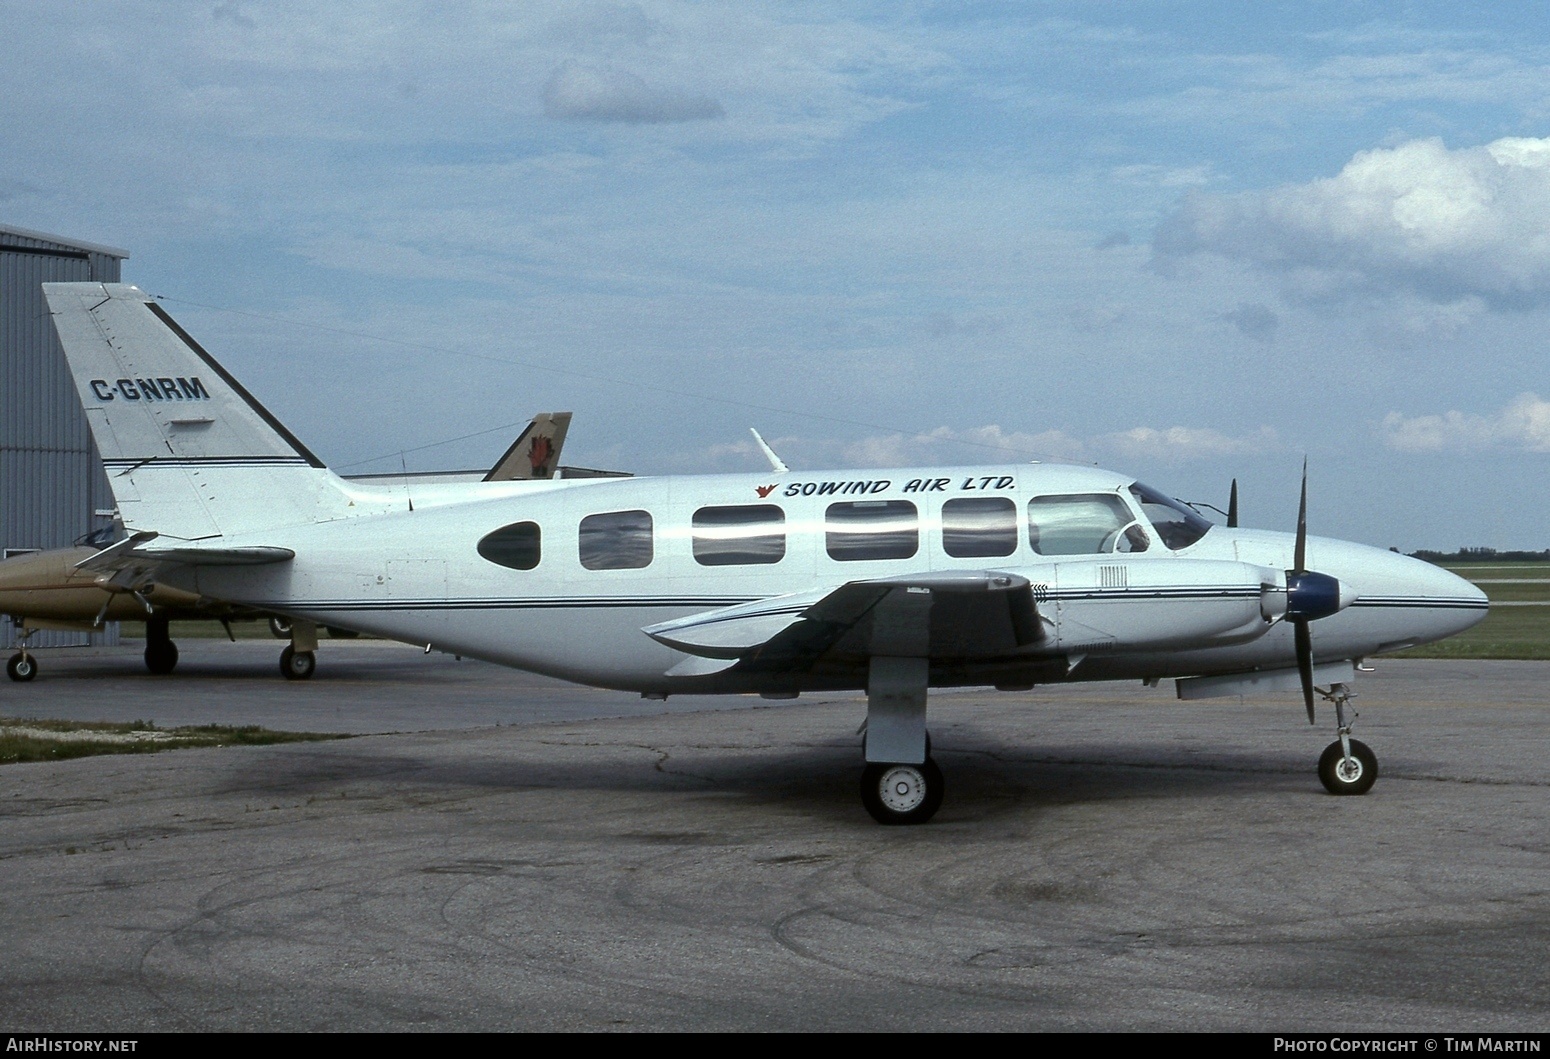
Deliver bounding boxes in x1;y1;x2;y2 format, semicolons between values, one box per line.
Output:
1319;738;1377;795
1315;682;1378;795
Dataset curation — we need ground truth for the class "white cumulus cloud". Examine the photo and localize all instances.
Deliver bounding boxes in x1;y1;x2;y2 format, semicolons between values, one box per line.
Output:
543;62;725;123
1380;392;1550;452
1154;136;1550;306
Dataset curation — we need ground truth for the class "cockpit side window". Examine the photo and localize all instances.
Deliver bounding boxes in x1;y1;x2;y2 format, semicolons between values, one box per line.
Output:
1129;483;1212;551
1028;494;1149;556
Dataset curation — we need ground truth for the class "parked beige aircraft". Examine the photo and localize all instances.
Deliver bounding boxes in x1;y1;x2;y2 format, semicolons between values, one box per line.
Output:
0;412;586;681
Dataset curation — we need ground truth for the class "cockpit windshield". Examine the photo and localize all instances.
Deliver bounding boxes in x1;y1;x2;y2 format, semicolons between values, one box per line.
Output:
1128;483;1212;551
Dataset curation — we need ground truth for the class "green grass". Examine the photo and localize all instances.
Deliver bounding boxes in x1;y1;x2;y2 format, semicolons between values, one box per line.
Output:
1393;561;1550;660
0;717;348;765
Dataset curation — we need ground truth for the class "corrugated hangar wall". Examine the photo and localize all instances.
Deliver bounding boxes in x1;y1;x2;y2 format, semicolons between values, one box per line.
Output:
0;224;128;648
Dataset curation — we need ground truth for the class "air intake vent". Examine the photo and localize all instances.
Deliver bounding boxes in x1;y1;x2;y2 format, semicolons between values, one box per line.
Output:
1098;565;1128;588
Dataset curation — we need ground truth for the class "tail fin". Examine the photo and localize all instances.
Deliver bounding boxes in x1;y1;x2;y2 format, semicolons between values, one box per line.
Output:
44;283;353;540
484;411;572;481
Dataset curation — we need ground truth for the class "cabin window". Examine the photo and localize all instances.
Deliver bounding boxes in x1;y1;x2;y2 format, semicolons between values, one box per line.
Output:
1027;494;1149;555
825;500;919;561
579;509;654;570
692;505;786;566
477;521;541;571
941;497;1018;558
1129;483;1212;551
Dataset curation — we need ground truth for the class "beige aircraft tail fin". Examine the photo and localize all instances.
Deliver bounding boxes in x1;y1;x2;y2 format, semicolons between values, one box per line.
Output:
483;412;572;481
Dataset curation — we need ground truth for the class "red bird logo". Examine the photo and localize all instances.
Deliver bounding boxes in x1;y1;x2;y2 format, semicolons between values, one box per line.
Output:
756;483;776;498
528;436;555;475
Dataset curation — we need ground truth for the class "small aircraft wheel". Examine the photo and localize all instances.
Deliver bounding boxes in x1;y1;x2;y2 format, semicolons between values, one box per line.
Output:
325;626;359;639
1319;739;1378;796
144;639;179;676
269;617;292;639
7;653;37;682
860;758;945;825
279;646;316;681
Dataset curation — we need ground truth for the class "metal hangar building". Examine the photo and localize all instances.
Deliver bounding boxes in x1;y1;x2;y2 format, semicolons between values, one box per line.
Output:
0;223;128;648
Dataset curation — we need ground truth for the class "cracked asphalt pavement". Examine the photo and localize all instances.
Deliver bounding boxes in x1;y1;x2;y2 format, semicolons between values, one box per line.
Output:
1;643;1546;1030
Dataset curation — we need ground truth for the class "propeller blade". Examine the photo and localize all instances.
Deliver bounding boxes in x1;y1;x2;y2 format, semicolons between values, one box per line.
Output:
1227;479;1239;528
1293;458;1308;574
1295;619;1315;724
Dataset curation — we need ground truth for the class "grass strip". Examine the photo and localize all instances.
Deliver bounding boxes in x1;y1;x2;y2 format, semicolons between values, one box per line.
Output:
0;717;348;765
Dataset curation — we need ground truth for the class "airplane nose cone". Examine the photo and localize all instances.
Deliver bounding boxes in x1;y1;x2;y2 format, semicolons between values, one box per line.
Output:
1328;544;1489;647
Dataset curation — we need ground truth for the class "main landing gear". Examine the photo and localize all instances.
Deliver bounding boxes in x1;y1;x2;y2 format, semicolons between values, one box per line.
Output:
7;650;36;682
7;625;38;681
861;758;945;825
1315;682;1377;796
279;619;318;680
858;653;946;825
144;617;179;675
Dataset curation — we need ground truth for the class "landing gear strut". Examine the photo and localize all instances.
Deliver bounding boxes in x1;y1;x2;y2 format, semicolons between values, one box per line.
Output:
8;624;37;681
279;620;317;680
859;641;944;824
1316;682;1377;795
144;617;179;675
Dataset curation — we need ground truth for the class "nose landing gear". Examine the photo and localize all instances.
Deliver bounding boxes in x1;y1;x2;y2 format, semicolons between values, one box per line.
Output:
1316;682;1377;795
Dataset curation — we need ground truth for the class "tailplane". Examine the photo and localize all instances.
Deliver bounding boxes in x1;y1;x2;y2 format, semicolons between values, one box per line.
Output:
44;283;355;540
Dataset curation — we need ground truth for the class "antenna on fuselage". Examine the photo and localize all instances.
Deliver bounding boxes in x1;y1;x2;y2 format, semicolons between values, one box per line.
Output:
749;428;789;473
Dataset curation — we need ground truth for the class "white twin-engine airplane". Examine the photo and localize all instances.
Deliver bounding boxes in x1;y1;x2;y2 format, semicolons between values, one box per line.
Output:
45;283;1487;824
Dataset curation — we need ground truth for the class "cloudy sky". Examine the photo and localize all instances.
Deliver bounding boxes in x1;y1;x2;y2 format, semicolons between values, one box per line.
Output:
5;1;1549;549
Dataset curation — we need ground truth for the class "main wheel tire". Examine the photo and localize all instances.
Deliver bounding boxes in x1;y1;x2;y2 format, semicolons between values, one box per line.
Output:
1319;738;1378;795
7;653;37;682
860;758;945;825
144;640;179;675
269;617;292;639
279;646;316;681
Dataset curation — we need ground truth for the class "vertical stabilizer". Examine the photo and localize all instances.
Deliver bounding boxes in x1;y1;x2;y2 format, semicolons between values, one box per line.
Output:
484;411;572;481
44;283;354;540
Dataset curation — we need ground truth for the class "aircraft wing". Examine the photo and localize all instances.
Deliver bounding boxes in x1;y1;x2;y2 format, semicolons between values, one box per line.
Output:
643;571;1045;675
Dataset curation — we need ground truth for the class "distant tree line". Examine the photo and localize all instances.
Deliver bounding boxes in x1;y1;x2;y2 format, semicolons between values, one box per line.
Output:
1407;546;1550;563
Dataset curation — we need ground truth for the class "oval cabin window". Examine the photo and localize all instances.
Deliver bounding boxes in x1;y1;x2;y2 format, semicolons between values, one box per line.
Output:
477;521;542;570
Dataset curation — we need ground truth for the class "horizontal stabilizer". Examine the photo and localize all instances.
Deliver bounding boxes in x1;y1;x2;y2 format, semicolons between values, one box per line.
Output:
76;535;294;574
